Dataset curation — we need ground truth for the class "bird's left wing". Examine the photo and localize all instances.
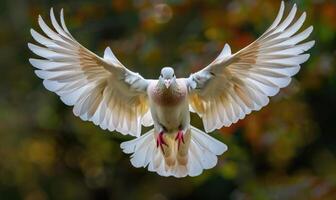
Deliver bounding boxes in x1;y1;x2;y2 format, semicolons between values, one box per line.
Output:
28;8;153;137
186;2;314;132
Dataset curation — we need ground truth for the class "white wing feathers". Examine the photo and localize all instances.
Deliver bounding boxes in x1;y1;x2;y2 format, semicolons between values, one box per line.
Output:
187;1;314;133
28;8;153;137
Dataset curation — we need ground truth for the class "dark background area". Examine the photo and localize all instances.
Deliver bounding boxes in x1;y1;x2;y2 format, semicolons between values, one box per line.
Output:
0;0;335;199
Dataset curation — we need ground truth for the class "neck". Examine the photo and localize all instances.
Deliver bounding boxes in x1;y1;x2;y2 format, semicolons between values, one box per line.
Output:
152;79;186;107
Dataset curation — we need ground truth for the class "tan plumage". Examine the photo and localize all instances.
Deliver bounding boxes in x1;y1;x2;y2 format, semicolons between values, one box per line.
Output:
28;1;314;178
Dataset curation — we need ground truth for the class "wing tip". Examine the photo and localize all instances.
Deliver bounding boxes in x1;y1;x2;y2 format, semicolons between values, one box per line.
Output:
302;53;310;62
219;143;229;155
302;11;307;17
60;8;65;18
38;14;43;22
280;1;285;12
309;25;314;32
27;42;34;50
306;26;314;37
60;8;66;21
28;58;36;66
104;46;112;54
50;7;56;20
310;40;316;47
224;43;231;54
304;40;315;51
29;28;39;40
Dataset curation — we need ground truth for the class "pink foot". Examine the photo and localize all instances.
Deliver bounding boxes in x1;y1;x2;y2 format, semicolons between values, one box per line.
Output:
175;130;185;149
156;131;168;154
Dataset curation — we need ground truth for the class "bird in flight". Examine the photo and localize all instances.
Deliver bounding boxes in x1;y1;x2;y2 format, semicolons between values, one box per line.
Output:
28;1;314;177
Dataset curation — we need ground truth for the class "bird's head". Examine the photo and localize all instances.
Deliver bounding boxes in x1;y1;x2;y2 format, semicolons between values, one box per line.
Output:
159;67;176;88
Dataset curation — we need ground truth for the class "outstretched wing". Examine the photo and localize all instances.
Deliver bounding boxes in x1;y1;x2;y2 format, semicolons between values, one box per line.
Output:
186;1;314;132
28;8;153;137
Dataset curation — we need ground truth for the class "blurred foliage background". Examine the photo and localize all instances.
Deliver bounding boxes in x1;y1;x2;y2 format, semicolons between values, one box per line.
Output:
0;0;335;199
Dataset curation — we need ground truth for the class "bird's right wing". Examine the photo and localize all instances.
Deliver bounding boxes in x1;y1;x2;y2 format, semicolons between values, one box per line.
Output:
28;9;153;137
186;1;314;132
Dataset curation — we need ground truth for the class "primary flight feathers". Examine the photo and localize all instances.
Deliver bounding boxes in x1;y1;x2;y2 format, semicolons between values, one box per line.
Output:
28;8;153;137
28;1;314;177
187;2;314;132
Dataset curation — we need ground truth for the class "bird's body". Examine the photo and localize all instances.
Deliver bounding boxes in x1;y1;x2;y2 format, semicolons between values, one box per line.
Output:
148;78;188;131
28;1;314;177
146;73;192;171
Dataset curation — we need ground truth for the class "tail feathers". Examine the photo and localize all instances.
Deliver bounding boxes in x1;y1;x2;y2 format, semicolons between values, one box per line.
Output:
190;126;227;155
120;126;228;178
120;129;155;168
186;126;227;176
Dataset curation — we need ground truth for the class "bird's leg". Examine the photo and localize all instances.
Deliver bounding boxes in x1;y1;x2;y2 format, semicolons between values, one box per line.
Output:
156;131;168;154
177;128;190;166
175;125;185;150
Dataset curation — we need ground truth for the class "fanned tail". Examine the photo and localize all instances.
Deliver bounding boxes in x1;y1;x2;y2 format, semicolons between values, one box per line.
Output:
120;126;228;177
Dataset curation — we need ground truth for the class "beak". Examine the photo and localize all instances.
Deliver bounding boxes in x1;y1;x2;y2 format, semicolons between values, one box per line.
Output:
164;79;171;88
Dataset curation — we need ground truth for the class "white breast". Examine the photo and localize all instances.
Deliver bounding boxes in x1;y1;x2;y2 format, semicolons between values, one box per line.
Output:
148;80;189;132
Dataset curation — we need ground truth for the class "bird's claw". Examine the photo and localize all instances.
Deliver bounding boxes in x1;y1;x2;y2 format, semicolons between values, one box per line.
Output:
175;130;185;150
156;131;168;154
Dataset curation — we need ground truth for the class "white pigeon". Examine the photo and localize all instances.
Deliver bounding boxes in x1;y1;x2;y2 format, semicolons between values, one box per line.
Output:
28;1;314;177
